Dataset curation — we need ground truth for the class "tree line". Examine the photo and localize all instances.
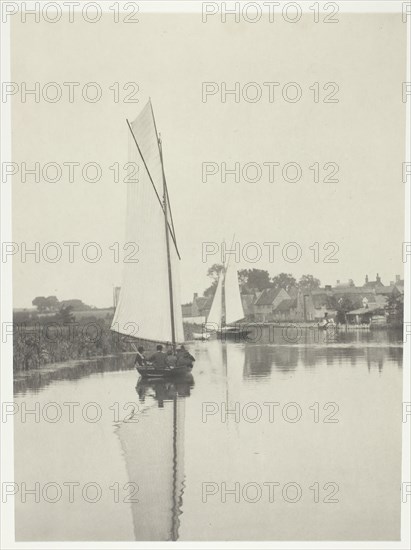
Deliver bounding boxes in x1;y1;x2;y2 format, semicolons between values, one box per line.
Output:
203;265;321;297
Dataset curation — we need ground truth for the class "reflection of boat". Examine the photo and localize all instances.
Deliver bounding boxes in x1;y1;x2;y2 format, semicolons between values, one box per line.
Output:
136;373;194;405
110;100;194;377
207;243;251;341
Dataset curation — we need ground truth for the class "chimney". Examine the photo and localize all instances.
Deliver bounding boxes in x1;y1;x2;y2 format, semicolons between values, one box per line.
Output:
365;274;369;284
396;274;400;283
336;280;340;285
349;279;354;286
376;273;381;283
193;292;198;300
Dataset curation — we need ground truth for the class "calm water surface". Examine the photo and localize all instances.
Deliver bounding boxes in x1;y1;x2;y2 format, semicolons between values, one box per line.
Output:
14;328;403;541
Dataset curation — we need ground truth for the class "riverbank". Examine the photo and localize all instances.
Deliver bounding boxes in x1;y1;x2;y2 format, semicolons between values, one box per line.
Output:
13;317;202;372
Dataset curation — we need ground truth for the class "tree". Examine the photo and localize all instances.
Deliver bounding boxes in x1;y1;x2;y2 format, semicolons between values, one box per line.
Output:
386;293;404;326
203;263;224;297
298;274;321;293
271;273;296;291
207;263;224;281
58;305;75;324
239;269;271;292
45;296;60;311
32;295;60;312
32;296;48;312
335;296;353;325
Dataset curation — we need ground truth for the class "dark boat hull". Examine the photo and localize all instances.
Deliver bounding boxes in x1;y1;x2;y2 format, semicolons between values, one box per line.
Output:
136;364;193;378
216;327;252;340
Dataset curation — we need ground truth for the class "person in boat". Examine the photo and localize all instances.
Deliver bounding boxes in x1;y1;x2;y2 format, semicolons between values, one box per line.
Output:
176;345;195;367
319;312;329;329
166;349;177;369
148;344;168;370
134;346;146;368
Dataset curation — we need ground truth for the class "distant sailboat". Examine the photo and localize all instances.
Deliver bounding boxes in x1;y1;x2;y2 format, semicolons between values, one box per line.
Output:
111;100;193;376
206;250;251;340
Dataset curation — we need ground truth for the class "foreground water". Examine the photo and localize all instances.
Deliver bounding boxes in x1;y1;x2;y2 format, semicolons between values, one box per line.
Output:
14;328;403;541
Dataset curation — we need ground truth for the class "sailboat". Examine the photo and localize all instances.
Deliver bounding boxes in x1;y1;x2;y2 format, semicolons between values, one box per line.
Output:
205;252;251;340
110;100;193;377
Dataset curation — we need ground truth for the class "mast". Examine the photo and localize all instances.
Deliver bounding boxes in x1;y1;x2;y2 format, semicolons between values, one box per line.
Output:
159;135;176;347
221;266;226;327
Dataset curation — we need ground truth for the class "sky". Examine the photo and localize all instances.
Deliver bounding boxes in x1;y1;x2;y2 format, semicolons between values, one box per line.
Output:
10;11;407;308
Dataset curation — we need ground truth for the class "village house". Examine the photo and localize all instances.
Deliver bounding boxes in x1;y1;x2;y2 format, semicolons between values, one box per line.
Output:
241;294;256;319
363;273;384;290
270;298;301;321
181;293;211;324
253;288;290;322
181;274;404;326
346;304;386;325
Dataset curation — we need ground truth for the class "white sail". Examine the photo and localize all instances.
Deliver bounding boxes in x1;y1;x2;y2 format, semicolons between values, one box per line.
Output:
129;101;164;200
224;259;244;325
111;101;184;343
206;273;223;328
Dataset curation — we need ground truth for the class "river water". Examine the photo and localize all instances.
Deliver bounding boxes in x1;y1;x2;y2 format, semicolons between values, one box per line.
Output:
13;328;403;541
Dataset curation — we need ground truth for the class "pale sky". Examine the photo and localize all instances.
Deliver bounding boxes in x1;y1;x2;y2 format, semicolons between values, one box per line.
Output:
11;12;406;308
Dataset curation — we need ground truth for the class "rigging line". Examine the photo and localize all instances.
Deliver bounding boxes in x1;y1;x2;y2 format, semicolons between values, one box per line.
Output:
158;137;181;260
126;118;181;260
149;99;178;247
165;178;177;245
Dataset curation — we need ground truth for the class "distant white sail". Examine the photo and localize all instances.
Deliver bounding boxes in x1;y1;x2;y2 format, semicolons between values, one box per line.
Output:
111;101;184;344
224;259;244;324
206;273;223;327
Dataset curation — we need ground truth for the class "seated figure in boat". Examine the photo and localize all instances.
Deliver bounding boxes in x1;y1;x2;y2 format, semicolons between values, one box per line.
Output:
176;345;195;367
318;312;329;329
148;344;168;370
134;346;146;368
166;349;177;369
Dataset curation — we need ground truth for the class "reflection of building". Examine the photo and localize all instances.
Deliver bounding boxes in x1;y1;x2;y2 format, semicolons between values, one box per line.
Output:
116;376;193;540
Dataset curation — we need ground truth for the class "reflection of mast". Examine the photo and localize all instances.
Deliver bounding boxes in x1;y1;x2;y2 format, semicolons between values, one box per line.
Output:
222;343;228;407
171;396;180;540
115;377;192;541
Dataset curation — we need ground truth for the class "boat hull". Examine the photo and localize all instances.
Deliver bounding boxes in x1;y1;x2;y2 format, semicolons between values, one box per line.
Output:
216;327;252;340
192;332;211;341
317;322;337;331
136;365;193;378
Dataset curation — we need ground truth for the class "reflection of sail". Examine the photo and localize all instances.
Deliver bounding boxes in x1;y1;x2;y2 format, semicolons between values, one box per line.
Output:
225;344;245;393
224;260;244;324
116;376;193;540
111;101;184;343
206;274;222;327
